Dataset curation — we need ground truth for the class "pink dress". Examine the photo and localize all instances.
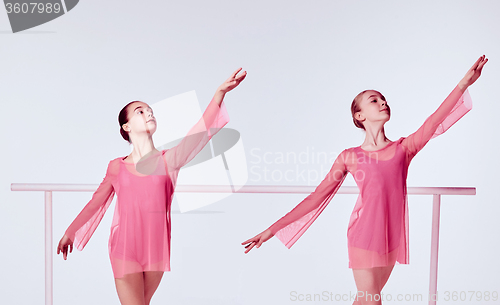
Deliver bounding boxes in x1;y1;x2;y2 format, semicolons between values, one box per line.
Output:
268;85;472;269
64;99;230;278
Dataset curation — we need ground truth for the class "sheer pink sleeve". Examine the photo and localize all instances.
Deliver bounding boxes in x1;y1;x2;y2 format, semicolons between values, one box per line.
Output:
65;159;118;251
402;85;472;160
163;98;229;170
268;150;348;248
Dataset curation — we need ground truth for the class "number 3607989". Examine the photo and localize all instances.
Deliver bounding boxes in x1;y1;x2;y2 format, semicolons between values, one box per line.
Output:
5;2;62;14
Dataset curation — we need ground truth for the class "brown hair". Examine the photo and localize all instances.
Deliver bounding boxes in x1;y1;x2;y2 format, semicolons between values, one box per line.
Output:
118;101;140;143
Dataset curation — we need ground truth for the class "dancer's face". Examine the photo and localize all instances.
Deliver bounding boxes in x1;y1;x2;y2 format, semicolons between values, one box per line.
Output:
355;90;391;127
122;102;157;138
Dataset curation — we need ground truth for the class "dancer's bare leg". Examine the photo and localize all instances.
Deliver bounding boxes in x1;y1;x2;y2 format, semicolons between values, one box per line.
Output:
115;272;145;305
144;271;164;305
351;265;395;305
115;271;164;305
379;265;394;290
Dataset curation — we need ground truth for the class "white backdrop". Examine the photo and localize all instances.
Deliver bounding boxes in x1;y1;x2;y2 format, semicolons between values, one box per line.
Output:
1;0;499;304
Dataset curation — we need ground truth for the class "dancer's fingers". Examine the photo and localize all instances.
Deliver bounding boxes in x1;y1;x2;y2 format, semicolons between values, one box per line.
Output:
477;57;488;71
475;55;486;70
241;236;258;245
243;240;252;247
469;56;483;72
236;70;247;79
70;244;73;253
231;67;243;79
244;242;256;254
236;71;247;82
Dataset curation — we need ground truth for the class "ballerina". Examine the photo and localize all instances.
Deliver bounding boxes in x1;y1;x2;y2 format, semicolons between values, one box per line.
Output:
242;56;487;305
57;68;246;305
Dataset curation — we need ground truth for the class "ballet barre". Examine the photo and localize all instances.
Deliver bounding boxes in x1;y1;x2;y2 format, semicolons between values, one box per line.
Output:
10;183;476;305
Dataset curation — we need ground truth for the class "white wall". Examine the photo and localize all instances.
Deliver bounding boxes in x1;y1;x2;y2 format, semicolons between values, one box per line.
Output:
1;0;499;304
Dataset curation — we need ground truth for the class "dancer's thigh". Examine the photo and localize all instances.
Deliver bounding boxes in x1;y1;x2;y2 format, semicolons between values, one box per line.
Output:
352;265;394;304
379;265;394;290
115;272;145;305
143;271;164;305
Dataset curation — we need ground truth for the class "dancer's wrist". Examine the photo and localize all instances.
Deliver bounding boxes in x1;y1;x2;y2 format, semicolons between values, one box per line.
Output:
457;81;468;92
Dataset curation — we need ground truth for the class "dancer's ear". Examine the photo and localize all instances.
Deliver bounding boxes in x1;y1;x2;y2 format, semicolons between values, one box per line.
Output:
355;112;365;122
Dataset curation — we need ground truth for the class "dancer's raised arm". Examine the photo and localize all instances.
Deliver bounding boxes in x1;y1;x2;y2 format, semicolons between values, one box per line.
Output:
163;68;246;170
402;55;487;159
242;150;349;253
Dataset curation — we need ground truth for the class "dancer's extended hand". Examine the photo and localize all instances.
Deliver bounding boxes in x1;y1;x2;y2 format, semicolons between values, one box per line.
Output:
57;234;73;260
241;229;273;253
459;55;488;89
218;68;247;93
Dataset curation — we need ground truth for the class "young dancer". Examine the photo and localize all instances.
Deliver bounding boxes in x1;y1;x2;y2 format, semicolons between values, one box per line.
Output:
57;68;246;305
242;56;487;305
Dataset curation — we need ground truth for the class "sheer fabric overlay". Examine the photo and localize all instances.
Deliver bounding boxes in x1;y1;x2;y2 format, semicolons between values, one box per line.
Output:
268;85;471;269
64;99;229;278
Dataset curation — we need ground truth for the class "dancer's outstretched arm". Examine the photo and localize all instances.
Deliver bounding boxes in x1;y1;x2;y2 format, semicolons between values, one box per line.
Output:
402;55;487;159
242;150;349;253
57;159;119;259
163;68;246;170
